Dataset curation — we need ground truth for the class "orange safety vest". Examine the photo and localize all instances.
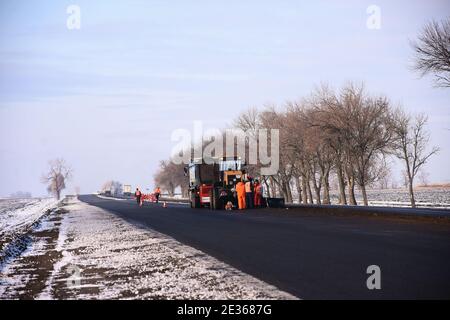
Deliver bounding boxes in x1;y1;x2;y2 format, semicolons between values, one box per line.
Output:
236;182;246;196
245;181;252;193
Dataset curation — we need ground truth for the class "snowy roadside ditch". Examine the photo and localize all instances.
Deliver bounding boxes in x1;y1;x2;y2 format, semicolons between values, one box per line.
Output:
0;198;60;270
0;198;297;300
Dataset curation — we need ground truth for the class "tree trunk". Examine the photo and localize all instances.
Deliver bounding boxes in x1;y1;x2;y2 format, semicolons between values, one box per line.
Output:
322;171;330;205
262;177;270;198
306;171;314;204
263;177;271;198
286;180;293;203
408;178;416;208
311;175;321;205
280;179;293;203
270;178;277;197
295;176;302;204
404;157;416;208
310;166;322;205
301;174;308;204
280;182;288;202
336;165;347;205
346;168;357;205
360;184;368;206
348;181;357;205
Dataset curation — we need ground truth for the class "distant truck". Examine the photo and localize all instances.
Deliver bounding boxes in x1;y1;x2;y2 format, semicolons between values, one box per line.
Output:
123;185;132;196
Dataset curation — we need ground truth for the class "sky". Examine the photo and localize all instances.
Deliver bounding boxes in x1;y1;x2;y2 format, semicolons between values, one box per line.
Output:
0;0;449;197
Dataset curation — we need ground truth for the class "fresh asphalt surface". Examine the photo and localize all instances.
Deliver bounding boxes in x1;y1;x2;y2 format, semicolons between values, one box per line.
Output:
79;194;450;299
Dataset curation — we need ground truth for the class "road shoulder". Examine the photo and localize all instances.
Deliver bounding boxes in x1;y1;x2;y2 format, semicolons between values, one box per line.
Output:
0;197;297;300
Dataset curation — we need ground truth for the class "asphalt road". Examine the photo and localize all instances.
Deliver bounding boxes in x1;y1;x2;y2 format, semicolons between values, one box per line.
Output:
79;194;450;299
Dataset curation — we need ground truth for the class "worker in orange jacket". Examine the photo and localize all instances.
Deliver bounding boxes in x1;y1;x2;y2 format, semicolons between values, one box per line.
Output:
135;188;142;206
254;180;262;207
244;179;254;209
235;180;246;210
154;186;161;203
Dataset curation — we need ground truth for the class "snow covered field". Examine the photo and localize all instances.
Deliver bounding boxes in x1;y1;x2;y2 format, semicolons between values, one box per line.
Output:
0;198;59;268
0;198;58;236
0;198;296;299
326;188;450;208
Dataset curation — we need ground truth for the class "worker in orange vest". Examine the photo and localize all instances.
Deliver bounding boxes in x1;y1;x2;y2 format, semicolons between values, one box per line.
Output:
244;179;254;209
254;179;262;207
235;180;246;210
154;186;161;203
135;188;142;206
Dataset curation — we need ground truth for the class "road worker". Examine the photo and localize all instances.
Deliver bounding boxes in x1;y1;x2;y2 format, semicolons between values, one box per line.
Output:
236;180;246;210
245;179;254;209
154;186;161;203
135;188;142;206
254;179;262;208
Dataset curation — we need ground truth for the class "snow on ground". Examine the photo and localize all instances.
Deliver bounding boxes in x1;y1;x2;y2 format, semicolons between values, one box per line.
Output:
0;198;297;300
358;188;450;207
303;188;450;208
0;198;59;237
0;198;60;269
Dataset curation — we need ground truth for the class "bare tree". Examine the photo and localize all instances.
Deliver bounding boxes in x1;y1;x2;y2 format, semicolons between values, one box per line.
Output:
376;160;391;190
233;107;260;132
259;107;295;202
393;111;439;207
309;84;354;205
285;102;310;204
307;87;342;204
411;18;450;88
154;160;187;197
306;125;333;204
418;170;430;187
41;158;72;200
344;87;394;205
312;83;393;205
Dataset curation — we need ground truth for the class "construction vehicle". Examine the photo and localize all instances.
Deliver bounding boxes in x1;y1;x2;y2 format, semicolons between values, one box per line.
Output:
186;157;246;210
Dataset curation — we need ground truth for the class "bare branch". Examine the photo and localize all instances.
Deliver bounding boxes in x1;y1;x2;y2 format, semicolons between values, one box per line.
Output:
411;18;450;88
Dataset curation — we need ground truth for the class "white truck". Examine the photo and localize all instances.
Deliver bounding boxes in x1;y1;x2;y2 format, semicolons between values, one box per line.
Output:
123;184;132;196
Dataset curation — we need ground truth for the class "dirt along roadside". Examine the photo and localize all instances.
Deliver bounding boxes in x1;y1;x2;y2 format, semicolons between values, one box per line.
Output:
0;197;297;300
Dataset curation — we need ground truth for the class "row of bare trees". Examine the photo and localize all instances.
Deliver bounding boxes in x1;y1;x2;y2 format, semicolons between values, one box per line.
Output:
233;83;438;207
154;82;438;208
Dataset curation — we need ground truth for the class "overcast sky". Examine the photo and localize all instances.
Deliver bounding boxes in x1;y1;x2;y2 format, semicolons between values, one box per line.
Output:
0;0;449;197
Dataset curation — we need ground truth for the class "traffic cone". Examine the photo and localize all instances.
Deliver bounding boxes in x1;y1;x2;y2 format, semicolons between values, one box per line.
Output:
163;201;167;208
